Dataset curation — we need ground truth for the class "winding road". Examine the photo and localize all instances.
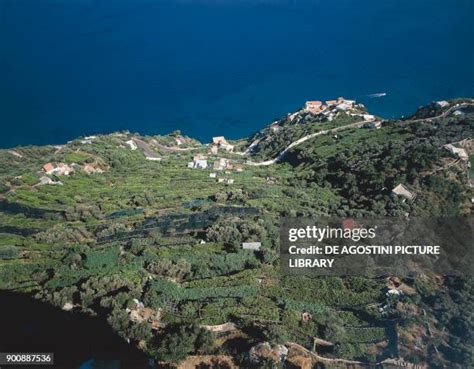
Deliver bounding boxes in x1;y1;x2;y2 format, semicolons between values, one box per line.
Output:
245;119;368;166
245;101;474;166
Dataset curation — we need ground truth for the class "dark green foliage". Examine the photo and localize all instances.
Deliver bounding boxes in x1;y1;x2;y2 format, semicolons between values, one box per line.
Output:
155;324;214;362
206;217;266;250
83;247;121;270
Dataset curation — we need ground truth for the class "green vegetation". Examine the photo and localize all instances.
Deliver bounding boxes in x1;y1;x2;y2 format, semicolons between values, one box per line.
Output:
0;100;473;367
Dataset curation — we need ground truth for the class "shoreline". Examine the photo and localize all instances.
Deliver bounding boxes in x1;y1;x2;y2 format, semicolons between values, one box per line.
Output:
1;96;472;151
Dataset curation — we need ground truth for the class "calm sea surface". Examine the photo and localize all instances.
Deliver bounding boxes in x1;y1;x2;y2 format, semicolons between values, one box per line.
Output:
0;0;473;147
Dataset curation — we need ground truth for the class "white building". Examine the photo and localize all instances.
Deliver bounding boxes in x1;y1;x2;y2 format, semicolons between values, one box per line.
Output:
145;154;161;161
363;114;375;121
220;143;234;152
391;184;415;201
288;111;300;122
194;159;208;169
368;121;382;129
212;136;228;145
242;242;261;251
213;158;229;171
336;103;351;111
34;176;63;187
305;100;325;113
125;140;138;150
212;136;234;152
436;100;450;108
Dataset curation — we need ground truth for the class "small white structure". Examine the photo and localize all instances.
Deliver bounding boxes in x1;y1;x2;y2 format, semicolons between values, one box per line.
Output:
38;176;55;185
220;143;234;152
55;163;73;175
444;144;468;161
338;97;355;106
288;111;300;122
453;110;465;116
391;184;415;201
194;159;208;169
363;114;375;121
305;100;325;113
305;100;322;110
336;103;351;111
242;242;261;251
209;173;217;178
145;155;161;161
212;136;234;152
386;289;402;297
368;121;382;129
436;100;450;108
34;176;62;187
125;140;138;150
62;302;74;311
213;158;229;171
226;178;234;184
217;178;226;183
209;145;218;155
213;136;228;145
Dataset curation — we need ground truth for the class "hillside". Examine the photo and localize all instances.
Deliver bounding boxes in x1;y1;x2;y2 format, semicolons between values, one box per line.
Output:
0;98;473;369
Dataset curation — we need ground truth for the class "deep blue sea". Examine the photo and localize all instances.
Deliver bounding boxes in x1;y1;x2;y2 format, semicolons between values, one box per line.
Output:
0;0;473;148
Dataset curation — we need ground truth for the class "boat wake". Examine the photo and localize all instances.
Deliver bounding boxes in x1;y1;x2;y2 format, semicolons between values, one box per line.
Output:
367;92;387;98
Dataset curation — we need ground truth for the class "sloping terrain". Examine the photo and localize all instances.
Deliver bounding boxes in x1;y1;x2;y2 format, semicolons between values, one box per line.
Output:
0;99;473;368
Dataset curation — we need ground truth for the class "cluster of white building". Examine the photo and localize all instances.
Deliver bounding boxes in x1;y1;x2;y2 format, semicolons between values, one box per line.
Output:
301;97;365;122
188;153;243;173
305;97;356;114
38;160;105;187
42;162;74;176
